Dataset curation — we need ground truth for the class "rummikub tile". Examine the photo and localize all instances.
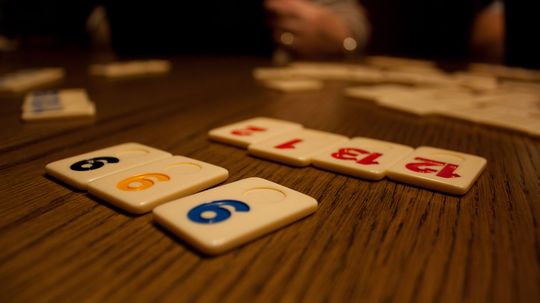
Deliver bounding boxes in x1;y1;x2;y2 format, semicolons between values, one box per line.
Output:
383;70;456;87
22;89;90;112
0;68;64;92
479;109;540;135
500;81;540;94
208;117;303;148
387;146;487;195
377;89;475;116
288;62;383;82
153;177;317;255
45;143;172;190
366;56;436;69
468;63;540;82
347;68;385;83
435;102;497;123
248;128;348;166
21;89;96;121
253;67;300;80
90;60;171;78
345;85;415;101
453;72;498;91
22;103;96;121
376;96;441;116
263;79;323;92
88;156;228;214
389;64;447;75
312;137;414;180
288;62;355;80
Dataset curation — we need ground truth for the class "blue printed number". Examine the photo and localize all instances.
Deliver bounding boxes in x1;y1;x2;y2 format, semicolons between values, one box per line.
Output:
70;157;119;171
31;91;61;113
188;200;250;224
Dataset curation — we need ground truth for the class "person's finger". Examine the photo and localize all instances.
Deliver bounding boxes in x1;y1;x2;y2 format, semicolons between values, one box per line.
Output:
264;0;304;19
264;0;295;17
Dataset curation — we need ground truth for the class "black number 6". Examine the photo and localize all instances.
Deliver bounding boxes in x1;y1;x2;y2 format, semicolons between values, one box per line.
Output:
70;157;119;171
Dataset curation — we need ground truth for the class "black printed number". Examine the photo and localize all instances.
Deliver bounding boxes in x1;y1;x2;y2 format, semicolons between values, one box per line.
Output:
70;157;119;171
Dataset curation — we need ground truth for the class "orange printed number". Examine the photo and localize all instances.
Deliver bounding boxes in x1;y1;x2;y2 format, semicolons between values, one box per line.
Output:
117;173;170;191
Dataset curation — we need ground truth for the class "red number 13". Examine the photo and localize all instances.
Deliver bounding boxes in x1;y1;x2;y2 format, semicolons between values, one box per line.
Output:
331;148;382;165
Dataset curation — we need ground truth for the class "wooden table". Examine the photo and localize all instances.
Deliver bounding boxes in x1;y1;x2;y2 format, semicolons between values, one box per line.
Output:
1;51;539;303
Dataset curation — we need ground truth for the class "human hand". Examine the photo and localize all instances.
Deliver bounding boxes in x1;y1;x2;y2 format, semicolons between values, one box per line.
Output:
265;0;355;56
470;1;505;62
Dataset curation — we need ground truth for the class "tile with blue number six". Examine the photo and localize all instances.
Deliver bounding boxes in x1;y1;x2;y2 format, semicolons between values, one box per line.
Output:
153;177;318;255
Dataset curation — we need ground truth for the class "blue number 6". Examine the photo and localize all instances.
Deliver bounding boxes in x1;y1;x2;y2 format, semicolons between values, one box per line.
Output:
187;200;250;224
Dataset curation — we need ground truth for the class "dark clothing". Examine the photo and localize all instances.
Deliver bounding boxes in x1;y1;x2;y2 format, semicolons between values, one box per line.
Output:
1;0;95;45
105;0;273;56
362;0;490;60
505;0;540;69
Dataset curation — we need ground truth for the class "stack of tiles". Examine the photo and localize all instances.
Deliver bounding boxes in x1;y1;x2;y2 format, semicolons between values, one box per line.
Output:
263;79;323;92
90;60;171;78
254;59;540;137
345;85;540;137
21;89;96;121
46;142;317;255
0;68;64;93
209;117;487;195
45;143;228;211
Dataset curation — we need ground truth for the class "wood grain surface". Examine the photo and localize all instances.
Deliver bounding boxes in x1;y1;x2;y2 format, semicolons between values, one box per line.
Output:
1;51;539;303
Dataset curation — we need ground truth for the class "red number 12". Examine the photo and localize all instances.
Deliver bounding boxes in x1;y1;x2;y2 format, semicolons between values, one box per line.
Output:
405;157;460;178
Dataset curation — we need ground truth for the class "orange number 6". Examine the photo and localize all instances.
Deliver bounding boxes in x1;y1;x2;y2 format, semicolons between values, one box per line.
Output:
117;173;170;191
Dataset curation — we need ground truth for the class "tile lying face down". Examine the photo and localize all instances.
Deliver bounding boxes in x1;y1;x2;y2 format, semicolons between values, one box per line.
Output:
89;60;171;78
0;68;65;92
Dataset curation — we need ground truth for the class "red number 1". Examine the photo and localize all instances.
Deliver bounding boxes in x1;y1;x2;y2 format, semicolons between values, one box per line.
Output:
275;139;303;149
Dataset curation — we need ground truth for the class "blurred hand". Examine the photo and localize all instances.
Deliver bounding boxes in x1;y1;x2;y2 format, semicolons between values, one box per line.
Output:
470;2;505;63
265;0;353;56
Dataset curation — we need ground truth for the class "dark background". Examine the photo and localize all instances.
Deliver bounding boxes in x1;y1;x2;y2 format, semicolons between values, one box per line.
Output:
0;0;538;67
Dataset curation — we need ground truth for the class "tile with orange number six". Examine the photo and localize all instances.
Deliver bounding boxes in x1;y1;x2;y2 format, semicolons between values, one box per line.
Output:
88;156;228;214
